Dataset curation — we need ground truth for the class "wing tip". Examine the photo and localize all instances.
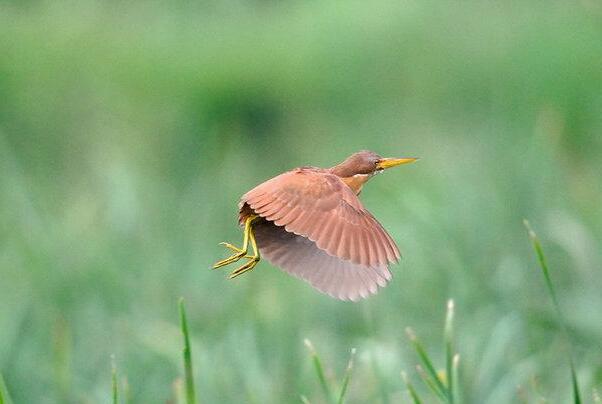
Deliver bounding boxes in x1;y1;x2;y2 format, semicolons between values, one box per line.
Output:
329;265;393;302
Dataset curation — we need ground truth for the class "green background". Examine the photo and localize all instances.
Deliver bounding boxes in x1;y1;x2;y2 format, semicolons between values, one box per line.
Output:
1;1;601;402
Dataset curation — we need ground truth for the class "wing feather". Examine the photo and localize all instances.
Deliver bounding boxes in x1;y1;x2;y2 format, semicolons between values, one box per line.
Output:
253;221;392;301
363;215;387;267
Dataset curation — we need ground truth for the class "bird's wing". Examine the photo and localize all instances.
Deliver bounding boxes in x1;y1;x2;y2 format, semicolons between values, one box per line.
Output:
253;221;391;301
240;169;400;268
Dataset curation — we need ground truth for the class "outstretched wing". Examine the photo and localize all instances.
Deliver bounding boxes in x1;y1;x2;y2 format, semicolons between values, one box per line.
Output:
240;168;400;268
253;221;391;301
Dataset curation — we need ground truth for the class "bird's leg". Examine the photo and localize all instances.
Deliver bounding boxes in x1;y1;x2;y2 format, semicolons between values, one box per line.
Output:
229;227;260;279
213;215;257;269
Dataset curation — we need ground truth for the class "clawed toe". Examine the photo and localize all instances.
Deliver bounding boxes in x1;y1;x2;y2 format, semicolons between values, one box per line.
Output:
228;257;260;279
219;242;244;253
213;241;247;269
213;252;246;269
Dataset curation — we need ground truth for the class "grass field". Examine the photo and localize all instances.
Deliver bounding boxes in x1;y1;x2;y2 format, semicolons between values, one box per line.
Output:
1;1;601;402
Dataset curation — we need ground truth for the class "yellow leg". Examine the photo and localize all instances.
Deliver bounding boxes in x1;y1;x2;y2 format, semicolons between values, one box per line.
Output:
213;215;260;277
229;228;260;279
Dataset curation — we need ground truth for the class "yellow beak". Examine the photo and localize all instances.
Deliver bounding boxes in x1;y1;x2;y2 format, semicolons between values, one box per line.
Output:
376;157;419;170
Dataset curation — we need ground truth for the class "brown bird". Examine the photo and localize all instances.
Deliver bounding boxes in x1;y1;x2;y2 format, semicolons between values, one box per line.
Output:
213;150;418;301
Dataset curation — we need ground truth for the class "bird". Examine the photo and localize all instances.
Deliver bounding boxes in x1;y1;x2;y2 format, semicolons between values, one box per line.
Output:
212;150;418;301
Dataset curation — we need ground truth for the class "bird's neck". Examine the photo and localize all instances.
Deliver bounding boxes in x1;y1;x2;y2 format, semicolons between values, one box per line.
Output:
329;163;373;195
340;174;372;195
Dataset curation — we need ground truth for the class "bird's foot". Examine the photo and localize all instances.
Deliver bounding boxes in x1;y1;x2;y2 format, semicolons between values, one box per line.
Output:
213;242;247;269
213;216;260;277
228;255;260;279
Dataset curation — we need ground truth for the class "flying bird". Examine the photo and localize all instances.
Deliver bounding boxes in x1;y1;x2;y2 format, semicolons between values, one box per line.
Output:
213;150;417;301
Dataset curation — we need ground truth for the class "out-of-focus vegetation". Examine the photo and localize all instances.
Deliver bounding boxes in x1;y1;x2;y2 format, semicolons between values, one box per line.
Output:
1;1;601;402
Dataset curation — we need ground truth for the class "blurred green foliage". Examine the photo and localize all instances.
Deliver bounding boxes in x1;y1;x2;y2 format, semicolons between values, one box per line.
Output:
1;0;601;402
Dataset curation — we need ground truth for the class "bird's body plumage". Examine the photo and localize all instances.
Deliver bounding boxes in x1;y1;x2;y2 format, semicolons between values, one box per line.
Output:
214;151;417;301
238;167;400;300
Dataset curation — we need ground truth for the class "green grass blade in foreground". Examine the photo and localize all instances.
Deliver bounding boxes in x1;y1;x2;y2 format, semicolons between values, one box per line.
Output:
416;365;446;402
179;298;198;404
337;348;356;404
524;220;581;404
304;339;333;404
0;372;14;404
451;355;460;404
401;371;423;404
444;300;455;404
570;359;581;404
111;355;118;404
406;327;449;402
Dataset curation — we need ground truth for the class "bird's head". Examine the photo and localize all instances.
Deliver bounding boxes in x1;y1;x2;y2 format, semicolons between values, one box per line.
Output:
330;150;418;194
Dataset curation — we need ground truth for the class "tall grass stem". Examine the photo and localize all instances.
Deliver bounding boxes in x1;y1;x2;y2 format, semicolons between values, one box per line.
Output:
304;339;333;403
337;348;356;404
179;298;198;404
406;327;449;401
444;300;455;404
0;373;14;404
111;355;118;404
524;219;581;404
401;371;423;404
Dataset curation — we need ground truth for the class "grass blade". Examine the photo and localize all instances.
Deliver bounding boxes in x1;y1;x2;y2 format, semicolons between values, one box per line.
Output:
401;371;423;404
0;372;14;404
406;327;449;401
444;300;455;404
111;355;118;404
416;365;447;402
304;339;333;404
569;358;581;404
337;348;356;404
451;355;460;404
524;220;581;404
523;220;565;327
179;298;198;404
